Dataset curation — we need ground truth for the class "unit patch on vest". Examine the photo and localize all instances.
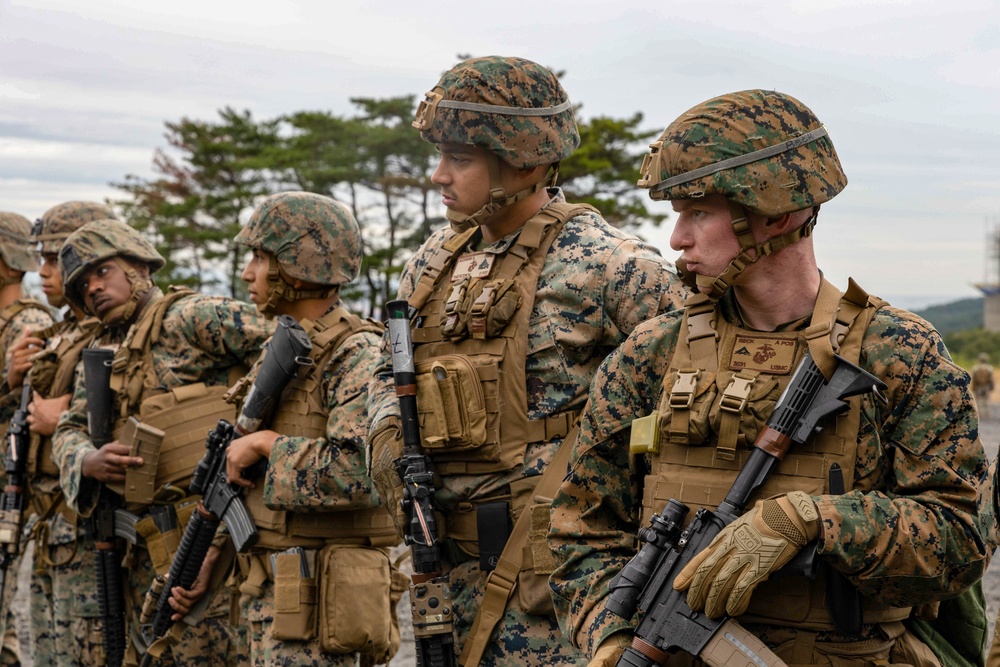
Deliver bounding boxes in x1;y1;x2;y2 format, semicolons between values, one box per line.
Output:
452;252;494;281
729;335;797;374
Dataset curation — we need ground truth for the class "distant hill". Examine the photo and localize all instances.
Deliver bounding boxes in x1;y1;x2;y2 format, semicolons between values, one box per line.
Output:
914;297;983;336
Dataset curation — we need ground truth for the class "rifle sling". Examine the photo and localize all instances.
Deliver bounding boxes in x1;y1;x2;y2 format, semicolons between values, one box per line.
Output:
458;422;578;667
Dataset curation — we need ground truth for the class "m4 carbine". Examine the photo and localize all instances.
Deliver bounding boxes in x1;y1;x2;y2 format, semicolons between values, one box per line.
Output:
606;353;886;667
386;299;457;667
0;384;33;603
83;347;128;667
139;314;313;665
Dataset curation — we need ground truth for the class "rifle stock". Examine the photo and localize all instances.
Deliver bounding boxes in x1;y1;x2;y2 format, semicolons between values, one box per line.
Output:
0;384;32;601
82;347;127;667
607;353;886;667
385;299;457;667
139;314;312;665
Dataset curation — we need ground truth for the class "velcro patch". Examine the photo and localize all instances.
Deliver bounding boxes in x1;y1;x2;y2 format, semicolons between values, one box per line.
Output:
729;335;797;375
452;252;494;281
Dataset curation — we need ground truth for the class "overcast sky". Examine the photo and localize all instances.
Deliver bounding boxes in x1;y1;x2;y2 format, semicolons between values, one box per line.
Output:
2;0;999;309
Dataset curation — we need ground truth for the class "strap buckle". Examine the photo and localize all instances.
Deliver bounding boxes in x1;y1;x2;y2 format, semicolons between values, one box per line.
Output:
720;374;755;414
668;370;700;410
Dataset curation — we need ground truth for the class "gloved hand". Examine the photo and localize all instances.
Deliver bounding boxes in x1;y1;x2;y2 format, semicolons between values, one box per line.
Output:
367;417;406;535
673;490;820;618
587;632;632;667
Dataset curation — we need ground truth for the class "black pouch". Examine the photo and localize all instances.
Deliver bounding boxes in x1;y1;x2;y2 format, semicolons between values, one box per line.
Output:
477;501;512;572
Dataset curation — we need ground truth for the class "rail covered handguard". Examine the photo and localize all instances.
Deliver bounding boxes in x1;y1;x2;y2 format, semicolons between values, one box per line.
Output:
607;353;886;667
0;384;32;603
386;299;457;667
83;347;127;667
139;315;312;665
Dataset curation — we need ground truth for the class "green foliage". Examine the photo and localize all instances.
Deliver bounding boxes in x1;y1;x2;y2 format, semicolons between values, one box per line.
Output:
112;90;669;313
914;297;983;337
113;107;280;300
560;112;668;231
942;328;1000;370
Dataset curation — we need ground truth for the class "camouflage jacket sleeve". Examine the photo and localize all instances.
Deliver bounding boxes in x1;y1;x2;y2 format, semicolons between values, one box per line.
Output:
814;307;989;604
981;457;999;547
265;329;382;512
51;364;99;516
1;305;54;369
548;314;681;657
157;296;273;384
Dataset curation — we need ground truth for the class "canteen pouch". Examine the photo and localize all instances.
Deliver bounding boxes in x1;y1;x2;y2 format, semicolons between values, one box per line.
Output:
317;545;393;657
414;355;490;454
516;499;559;616
271;548;318;642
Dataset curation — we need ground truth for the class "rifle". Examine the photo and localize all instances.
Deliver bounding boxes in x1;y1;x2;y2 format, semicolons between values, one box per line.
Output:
83;347;127;667
138;314;313;665
0;384;33;602
385;299;457;667
606;353;887;667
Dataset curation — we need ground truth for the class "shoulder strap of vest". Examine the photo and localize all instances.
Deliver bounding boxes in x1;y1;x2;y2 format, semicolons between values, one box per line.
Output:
305;306;380;357
458;421;580;667
0;297;50;332
111;287;195;416
409;228;480;311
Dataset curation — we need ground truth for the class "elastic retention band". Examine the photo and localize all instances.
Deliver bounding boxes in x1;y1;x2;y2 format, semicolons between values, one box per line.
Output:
651;126;829;193
436;98;572;117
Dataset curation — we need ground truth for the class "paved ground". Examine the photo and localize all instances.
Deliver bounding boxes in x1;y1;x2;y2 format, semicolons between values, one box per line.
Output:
11;412;1000;666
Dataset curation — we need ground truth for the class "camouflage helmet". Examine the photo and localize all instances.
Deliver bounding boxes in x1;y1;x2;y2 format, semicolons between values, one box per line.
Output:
236;192;361;286
637;89;847;216
0;212;41;273
412;56;580;169
34;201;117;254
60;219;165;311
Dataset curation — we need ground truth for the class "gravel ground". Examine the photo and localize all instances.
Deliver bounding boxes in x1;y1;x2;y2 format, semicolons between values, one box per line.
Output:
12;413;1000;666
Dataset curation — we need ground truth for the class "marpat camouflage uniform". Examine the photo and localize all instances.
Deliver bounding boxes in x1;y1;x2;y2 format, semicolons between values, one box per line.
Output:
53;289;272;667
0;211;53;667
229;191;400;667
549;90;989;666
368;190;686;666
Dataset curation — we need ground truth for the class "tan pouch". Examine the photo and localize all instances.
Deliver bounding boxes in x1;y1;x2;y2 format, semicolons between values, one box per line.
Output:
516;500;558;616
119;417;165;505
317;545;393;658
272;550;318;642
415;355;489;453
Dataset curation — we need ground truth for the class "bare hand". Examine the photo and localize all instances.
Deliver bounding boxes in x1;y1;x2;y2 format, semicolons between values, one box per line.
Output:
7;333;44;388
168;545;220;619
27;392;71;436
225;430;278;488
81;442;143;483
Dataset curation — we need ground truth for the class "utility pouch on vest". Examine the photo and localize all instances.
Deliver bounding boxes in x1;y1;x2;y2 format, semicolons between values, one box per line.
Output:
134;499;198;575
271;547;318;642
317;545;394;657
476;500;511;572
516;498;560;616
415;355;491;456
119;417;165;505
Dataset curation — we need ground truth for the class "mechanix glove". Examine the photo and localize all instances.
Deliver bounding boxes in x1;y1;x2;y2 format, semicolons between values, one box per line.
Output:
367;417;407;536
674;490;820;618
587;633;632;667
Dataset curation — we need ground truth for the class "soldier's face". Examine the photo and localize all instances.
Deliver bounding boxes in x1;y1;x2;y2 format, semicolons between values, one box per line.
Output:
240;247;271;310
78;259;133;319
431;144;494;215
670;195;745;294
38;253;63;301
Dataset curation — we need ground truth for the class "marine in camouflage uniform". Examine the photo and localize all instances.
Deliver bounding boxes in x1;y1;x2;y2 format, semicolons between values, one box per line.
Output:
2;202;116;667
50;219;272;667
547;90;988;667
366;56;687;667
167;192;401;667
0;211;54;667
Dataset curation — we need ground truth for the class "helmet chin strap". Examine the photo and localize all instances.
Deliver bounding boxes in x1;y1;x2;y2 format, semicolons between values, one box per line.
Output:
260;254;336;317
446;154;558;233
98;257;154;326
676;201;818;302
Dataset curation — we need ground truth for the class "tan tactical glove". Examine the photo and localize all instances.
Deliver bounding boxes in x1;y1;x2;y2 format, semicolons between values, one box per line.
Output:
674;490;820;618
588;632;632;667
368;417;407;536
